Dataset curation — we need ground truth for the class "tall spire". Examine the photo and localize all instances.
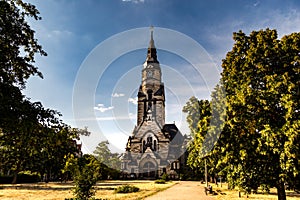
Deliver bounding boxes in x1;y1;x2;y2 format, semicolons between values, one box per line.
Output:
149;25;155;48
146;26;159;63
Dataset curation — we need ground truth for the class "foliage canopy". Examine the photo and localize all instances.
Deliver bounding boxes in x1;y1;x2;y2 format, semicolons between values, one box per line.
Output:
184;29;299;200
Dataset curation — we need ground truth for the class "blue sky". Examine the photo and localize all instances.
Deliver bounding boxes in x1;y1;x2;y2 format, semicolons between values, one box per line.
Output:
24;0;300;153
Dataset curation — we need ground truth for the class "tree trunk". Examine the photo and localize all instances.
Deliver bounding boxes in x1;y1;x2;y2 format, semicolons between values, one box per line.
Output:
12;171;18;184
277;180;286;200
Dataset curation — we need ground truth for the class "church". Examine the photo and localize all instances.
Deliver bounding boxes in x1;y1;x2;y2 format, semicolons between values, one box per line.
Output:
120;28;188;179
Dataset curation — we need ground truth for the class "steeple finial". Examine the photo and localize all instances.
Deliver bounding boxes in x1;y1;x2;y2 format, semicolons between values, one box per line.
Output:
149;25;155;48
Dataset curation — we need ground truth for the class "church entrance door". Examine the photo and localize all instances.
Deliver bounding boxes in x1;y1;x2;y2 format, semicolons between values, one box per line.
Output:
142;161;156;178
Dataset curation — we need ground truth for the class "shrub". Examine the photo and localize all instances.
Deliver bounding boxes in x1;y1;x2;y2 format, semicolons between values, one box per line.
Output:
161;173;168;181
17;172;40;183
0;172;40;184
0;175;12;184
155;179;166;184
64;154;101;200
115;185;139;193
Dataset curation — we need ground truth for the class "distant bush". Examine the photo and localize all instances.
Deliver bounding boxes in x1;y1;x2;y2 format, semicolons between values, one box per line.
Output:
17;172;40;183
0;172;40;184
115;185;139;193
0;175;12;184
155;179;166;184
161;173;168;181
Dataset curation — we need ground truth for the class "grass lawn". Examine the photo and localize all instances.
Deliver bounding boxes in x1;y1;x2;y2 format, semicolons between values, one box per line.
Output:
0;180;177;200
202;183;300;200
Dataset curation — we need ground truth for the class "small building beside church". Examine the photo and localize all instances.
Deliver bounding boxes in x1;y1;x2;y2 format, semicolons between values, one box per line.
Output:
120;29;188;179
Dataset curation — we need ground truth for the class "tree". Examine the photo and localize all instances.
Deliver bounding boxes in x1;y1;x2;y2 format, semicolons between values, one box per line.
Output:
0;94;53;183
64;154;101;200
183;29;299;200
0;88;87;183
31;126;90;182
93;141;111;165
93;141;121;179
0;0;46;182
217;29;300;200
0;0;88;184
0;0;46;87
183;86;227;182
182;97;211;173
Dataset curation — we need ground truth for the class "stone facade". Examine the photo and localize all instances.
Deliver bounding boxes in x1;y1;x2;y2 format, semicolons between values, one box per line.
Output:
121;29;188;179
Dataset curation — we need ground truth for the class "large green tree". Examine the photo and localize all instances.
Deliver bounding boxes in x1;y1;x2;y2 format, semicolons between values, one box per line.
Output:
0;92;87;183
93;140;121;170
0;0;46;87
0;96;58;183
183;97;211;172
217;29;300;200
0;0;88;183
183;85;226;181
93;141;121;179
183;29;299;200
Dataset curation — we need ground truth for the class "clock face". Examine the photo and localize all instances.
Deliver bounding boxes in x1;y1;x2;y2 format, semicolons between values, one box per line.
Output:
147;70;153;78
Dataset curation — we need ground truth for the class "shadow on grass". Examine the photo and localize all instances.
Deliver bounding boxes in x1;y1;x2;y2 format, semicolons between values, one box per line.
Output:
253;191;300;198
214;189;300;199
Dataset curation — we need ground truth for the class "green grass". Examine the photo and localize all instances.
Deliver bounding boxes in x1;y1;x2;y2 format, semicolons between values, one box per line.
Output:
0;180;177;200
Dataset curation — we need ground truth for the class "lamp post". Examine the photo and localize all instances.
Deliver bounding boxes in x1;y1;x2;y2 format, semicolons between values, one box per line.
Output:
205;158;208;187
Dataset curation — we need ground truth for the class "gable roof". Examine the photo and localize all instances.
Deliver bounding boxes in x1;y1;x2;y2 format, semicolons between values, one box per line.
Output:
162;124;184;144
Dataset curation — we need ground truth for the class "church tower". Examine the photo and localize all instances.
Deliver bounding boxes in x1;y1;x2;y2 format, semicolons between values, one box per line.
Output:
121;27;187;179
137;27;165;127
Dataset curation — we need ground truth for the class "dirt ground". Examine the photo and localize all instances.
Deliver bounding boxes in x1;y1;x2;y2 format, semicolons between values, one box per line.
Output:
144;181;214;200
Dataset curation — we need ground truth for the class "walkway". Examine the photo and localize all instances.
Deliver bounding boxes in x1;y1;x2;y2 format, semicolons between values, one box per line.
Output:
144;181;214;200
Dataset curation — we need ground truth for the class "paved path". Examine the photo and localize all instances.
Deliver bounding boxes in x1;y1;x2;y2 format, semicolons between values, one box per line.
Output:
144;181;214;200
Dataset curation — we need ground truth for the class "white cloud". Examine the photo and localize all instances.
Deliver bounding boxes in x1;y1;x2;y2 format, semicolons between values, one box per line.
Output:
265;9;300;37
96;117;117;121
128;97;138;105
96;114;136;121
94;104;114;112
47;30;73;39
112;93;125;97
122;0;145;3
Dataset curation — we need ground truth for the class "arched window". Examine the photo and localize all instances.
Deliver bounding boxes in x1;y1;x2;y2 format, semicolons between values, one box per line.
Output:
142;133;158;152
